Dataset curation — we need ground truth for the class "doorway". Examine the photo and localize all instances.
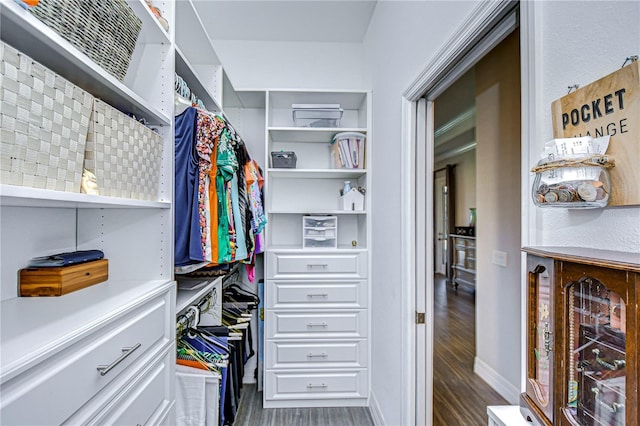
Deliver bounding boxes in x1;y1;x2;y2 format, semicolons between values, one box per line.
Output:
405;2;523;424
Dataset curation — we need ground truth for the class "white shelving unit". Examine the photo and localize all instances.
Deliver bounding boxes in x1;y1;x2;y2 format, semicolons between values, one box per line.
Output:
263;90;372;408
0;0;176;423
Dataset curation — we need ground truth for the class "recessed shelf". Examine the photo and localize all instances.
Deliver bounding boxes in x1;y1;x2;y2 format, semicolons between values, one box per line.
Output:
0;185;171;209
0;0;171;126
268;169;366;179
269;127;367;143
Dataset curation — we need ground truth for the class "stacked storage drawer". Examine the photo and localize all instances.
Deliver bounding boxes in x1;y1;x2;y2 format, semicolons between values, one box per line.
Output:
264;250;368;406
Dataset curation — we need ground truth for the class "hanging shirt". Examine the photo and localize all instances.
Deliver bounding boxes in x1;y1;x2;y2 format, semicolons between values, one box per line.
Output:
230;174;248;261
216;126;238;264
174;107;205;267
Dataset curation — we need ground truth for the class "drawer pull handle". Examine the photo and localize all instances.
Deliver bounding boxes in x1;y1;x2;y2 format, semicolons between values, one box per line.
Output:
307;383;328;390
307;293;329;298
307;352;328;358
97;343;141;376
307;322;328;328
307;264;328;268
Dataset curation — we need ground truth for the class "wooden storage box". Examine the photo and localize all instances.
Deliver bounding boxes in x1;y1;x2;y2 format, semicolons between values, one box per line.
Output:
19;259;109;297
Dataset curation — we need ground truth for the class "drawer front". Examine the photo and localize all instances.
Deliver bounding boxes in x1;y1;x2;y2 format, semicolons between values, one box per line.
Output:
267;340;367;369
267;252;367;279
0;292;171;426
265;370;368;400
266;310;367;339
87;348;173;426
267;280;367;309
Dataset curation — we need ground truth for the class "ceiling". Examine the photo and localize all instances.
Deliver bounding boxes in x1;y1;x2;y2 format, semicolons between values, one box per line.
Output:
192;0;378;43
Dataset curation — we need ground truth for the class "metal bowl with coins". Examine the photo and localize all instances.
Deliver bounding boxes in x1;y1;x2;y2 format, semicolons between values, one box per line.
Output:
531;164;611;209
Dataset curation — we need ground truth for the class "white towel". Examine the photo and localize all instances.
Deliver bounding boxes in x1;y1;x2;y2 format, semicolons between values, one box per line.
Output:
175;371;206;426
176;365;221;426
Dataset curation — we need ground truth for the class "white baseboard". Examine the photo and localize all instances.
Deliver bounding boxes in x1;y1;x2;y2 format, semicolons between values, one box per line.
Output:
369;391;385;426
474;357;520;405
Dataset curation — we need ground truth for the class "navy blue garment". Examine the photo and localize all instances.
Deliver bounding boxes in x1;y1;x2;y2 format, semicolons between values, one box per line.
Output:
174;107;204;266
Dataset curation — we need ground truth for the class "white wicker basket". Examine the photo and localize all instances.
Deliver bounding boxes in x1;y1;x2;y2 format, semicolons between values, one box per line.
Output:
84;99;162;201
0;41;93;192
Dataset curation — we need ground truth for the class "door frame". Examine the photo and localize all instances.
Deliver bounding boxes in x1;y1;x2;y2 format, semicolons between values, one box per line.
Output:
400;0;539;423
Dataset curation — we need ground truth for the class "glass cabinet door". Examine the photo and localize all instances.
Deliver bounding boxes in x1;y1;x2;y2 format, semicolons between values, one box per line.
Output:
526;256;554;422
566;275;626;426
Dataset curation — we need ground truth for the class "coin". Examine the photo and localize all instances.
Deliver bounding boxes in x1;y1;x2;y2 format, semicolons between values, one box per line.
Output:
577;182;597;202
557;189;572;203
595;187;606;201
537;184;550;195
536;193;546;204
544;191;558;203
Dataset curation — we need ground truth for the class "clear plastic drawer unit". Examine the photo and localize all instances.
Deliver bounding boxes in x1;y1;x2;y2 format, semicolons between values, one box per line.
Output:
302;216;338;249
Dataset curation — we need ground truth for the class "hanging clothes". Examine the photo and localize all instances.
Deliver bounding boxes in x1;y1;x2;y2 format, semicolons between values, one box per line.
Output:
175;107;206;268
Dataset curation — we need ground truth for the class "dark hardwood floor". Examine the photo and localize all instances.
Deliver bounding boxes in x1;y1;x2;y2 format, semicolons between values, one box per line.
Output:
234;275;507;425
433;274;508;425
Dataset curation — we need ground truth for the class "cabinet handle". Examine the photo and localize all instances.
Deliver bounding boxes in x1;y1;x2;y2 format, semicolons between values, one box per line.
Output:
97;343;141;376
591;388;624;414
307;383;328;390
307;264;328;268
307;352;328;358
543;322;553;357
592;348;626;370
307;293;329;298
307;322;328;328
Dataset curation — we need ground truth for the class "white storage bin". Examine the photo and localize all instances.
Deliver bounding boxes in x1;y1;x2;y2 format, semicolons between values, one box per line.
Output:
302;215;337;249
292;104;343;128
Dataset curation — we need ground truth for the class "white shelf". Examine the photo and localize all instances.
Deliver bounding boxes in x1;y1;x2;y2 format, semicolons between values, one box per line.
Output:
176;277;222;314
175;47;223;113
0;185;171;209
267;245;368;253
0;0;171;126
268;90;368;110
175;0;221;67
268;169;366;179
269;209;367;215
0;279;173;381
269;127;367;143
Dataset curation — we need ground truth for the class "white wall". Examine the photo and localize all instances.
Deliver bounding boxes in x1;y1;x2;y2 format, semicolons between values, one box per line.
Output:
532;1;640;251
361;1;481;424
213;40;365;90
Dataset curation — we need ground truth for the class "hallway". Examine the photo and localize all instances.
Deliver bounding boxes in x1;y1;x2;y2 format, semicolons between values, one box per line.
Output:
433;275;508;425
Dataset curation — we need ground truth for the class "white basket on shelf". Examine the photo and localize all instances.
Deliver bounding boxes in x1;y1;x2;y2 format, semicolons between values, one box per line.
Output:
0;41;93;192
84;99;162;201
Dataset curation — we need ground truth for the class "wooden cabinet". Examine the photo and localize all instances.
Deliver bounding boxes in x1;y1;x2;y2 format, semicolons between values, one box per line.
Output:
451;235;476;289
521;247;640;426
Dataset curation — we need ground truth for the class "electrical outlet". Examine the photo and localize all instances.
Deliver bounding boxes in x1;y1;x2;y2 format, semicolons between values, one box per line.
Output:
492;250;507;267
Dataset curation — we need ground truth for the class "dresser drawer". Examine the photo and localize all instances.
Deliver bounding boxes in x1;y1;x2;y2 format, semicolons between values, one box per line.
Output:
267;340;367;369
267;252;367;279
267;280;367;309
0;291;171;426
86;347;173;426
266;310;367;339
265;369;368;401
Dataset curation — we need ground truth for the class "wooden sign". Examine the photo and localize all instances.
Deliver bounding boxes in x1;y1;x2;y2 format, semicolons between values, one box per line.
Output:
551;61;639;206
